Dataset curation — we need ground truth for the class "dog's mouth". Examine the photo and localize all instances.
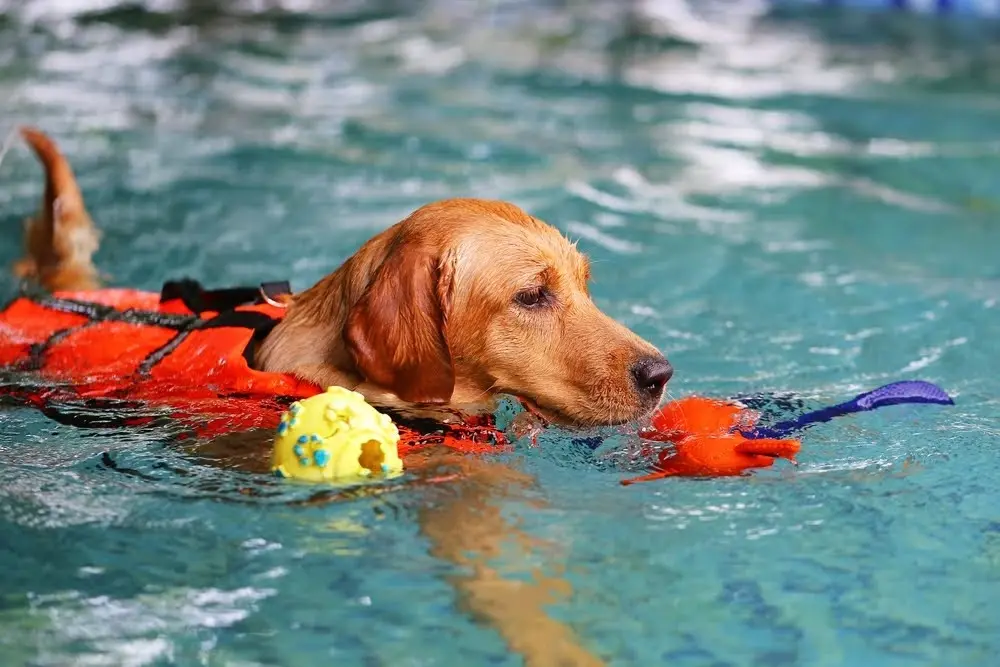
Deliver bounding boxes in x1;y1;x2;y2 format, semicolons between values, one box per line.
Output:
514;393;653;429
516;395;555;423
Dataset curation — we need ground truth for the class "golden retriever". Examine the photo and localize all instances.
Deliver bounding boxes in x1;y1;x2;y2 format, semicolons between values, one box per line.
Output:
15;126;672;426
11;127;673;667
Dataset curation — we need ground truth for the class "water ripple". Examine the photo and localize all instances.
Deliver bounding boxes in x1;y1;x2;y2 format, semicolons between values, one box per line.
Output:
1;2;1000;666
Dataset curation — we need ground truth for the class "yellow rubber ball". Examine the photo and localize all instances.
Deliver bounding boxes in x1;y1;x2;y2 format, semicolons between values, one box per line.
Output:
271;386;403;482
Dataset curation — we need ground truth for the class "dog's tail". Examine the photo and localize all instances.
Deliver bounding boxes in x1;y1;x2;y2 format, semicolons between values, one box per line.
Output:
14;126;101;292
20;126;87;222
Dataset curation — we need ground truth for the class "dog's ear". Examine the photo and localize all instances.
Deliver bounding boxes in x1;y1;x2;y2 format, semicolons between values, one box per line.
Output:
345;239;456;404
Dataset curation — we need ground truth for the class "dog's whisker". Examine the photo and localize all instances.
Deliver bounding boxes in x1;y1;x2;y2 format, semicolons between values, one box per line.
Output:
469;380;501;405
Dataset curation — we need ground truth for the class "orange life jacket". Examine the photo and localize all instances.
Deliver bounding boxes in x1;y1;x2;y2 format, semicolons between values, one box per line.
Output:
0;280;505;455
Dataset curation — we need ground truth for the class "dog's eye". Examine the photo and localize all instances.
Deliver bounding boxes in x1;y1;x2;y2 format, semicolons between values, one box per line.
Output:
514;286;550;309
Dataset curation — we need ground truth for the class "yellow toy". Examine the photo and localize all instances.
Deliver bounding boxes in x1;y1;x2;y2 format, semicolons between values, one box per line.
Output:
271;386;403;482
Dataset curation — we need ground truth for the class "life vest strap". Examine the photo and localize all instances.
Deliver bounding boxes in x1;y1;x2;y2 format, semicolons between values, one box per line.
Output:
135;308;281;374
36;294;198;330
160;278;292;314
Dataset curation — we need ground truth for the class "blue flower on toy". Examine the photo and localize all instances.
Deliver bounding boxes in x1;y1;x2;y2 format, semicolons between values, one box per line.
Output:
287;402;302;428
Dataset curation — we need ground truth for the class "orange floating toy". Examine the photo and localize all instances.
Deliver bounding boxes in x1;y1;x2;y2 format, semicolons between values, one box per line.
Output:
621;380;955;483
621;396;801;484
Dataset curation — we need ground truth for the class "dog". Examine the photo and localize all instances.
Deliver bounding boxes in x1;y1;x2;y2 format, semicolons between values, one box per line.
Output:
11;127;673;666
16;126;672;427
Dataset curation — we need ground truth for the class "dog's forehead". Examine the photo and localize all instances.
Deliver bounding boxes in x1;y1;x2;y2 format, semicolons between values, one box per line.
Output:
455;218;589;287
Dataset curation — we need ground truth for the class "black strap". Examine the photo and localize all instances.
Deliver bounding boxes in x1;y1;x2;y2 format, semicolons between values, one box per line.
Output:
159;279;292;314
36;295;199;330
14;283;288;377
135;301;283;375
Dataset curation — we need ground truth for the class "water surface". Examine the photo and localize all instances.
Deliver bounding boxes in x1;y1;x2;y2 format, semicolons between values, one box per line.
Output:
0;2;998;665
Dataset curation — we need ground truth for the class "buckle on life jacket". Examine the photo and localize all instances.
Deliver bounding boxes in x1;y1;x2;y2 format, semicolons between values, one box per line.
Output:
160;278;292;314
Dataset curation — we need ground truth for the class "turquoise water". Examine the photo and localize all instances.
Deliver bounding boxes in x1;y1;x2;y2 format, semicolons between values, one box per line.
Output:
1;2;999;665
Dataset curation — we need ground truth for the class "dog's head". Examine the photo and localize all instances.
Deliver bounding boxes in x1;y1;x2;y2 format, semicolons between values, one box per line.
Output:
344;199;672;427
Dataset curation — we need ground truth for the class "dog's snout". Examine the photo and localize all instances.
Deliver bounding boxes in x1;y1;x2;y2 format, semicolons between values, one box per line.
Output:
631;355;673;400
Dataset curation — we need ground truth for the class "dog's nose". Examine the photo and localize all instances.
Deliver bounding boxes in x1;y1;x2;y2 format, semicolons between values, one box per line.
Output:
631;355;673;399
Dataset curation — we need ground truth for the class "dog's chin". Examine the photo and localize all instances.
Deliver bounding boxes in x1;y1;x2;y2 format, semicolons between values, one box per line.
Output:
517;394;659;429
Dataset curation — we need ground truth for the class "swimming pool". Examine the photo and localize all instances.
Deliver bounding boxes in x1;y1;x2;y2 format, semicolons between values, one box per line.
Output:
1;1;998;665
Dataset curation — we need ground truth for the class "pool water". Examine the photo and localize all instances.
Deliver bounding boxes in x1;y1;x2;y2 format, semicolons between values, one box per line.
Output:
1;2;999;665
